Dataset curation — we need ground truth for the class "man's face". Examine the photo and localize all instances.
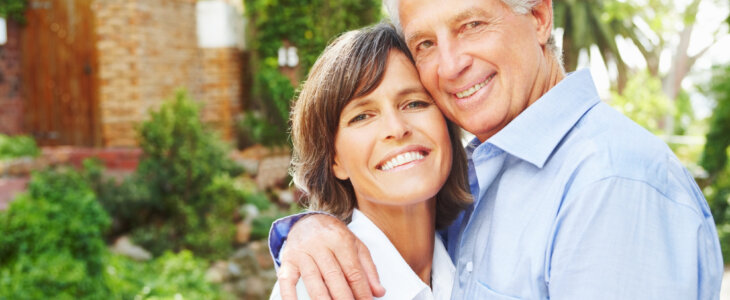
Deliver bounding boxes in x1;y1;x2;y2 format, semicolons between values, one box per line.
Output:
400;0;553;141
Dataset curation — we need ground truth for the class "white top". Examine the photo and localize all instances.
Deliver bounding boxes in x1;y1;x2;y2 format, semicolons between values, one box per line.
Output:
269;209;455;300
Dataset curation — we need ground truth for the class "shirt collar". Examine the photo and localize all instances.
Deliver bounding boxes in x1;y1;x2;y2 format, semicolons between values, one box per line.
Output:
477;68;601;168
349;209;454;300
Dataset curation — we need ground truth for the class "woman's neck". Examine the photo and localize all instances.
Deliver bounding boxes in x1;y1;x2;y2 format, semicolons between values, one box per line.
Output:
357;199;436;285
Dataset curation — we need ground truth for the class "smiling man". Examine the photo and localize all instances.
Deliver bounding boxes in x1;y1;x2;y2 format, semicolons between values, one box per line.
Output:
268;0;724;299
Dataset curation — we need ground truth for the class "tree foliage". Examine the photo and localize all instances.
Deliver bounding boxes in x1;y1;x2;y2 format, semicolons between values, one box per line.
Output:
554;0;635;91
700;64;730;262
0;0;26;21
242;0;381;146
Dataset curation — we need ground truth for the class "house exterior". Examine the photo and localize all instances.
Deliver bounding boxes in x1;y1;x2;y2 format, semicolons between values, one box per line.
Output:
0;0;245;147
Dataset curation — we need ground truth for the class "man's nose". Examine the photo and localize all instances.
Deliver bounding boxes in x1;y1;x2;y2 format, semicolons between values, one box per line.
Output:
437;39;471;80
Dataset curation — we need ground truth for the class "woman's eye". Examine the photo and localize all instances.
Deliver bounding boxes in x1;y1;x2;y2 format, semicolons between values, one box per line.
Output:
348;113;369;124
405;101;430;109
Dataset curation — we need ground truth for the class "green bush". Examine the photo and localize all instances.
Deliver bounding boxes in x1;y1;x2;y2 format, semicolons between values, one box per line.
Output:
0;0;26;22
0;168;111;299
106;251;233;300
90;91;247;259
701;64;730;263
241;0;381;146
0;134;40;160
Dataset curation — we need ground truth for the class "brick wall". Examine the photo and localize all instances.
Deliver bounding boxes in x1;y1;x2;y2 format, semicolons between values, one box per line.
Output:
93;0;241;147
0;20;23;135
200;47;242;140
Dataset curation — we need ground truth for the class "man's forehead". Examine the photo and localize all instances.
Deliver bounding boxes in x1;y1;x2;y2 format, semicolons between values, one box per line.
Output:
399;0;497;23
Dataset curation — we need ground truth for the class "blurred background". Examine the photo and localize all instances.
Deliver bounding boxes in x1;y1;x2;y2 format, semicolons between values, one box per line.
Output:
0;0;729;299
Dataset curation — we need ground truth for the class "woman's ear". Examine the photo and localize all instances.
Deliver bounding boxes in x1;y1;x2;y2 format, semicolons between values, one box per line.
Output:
332;155;349;180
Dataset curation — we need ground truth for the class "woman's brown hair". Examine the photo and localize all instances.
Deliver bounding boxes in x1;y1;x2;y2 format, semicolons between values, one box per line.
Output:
290;22;472;229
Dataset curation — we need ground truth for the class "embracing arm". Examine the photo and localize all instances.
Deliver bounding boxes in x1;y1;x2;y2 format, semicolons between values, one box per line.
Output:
547;177;723;299
268;213;385;300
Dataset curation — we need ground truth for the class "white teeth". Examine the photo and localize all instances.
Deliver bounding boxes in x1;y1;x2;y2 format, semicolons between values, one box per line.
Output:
380;151;425;171
455;74;494;99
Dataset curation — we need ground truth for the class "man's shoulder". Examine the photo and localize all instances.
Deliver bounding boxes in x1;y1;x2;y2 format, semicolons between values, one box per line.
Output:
554;102;693;197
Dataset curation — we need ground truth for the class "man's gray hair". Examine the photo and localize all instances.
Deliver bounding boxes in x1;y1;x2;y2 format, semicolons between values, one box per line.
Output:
384;0;561;63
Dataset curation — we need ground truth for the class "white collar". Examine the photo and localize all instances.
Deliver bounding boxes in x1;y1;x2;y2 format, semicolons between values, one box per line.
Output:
348;209;455;300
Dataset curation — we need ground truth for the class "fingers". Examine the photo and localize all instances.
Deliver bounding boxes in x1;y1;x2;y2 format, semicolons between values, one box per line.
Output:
278;214;376;300
357;242;385;297
333;240;375;300
313;250;355;300
277;263;303;300
299;254;332;300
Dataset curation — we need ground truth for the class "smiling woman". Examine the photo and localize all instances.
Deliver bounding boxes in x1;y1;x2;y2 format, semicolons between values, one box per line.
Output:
270;22;472;300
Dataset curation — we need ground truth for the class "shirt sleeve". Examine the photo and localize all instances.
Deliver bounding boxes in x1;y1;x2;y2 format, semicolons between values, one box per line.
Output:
268;211;336;268
546;176;723;300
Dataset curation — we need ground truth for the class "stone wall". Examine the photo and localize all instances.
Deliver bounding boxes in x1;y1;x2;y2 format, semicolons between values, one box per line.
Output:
0;20;23;135
93;0;242;147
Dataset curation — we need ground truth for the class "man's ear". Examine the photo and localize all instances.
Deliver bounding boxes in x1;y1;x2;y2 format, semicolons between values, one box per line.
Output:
531;0;554;46
332;155;349;180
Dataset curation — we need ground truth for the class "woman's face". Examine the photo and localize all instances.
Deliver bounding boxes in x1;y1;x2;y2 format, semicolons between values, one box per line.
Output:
332;50;453;206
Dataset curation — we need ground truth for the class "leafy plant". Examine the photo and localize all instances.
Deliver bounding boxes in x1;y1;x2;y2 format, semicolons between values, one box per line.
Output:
0;0;26;22
0;134;40;160
609;70;674;134
106;251;233;300
241;0;381;146
0;168;111;299
87;91;247;259
700;64;730;263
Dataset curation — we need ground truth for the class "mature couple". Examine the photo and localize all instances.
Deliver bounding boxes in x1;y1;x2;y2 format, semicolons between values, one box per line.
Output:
269;0;723;299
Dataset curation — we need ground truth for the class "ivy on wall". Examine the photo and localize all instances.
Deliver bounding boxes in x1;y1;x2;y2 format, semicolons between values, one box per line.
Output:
242;0;381;146
0;0;27;22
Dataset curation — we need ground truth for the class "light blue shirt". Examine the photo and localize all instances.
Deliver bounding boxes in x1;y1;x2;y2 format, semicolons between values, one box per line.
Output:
269;69;724;299
444;69;722;299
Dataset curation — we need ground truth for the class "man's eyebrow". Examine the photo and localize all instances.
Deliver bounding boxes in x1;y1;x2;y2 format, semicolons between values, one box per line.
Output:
405;7;489;46
405;30;429;48
449;7;488;26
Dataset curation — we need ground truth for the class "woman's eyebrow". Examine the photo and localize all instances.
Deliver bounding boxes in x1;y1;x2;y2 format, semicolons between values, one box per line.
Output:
396;86;427;98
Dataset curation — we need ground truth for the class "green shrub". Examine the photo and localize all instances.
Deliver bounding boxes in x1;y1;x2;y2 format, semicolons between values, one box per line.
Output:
0;168;111;299
241;0;381;146
106;252;233;300
0;134;40;160
0;0;26;22
90;91;247;259
701;64;730;263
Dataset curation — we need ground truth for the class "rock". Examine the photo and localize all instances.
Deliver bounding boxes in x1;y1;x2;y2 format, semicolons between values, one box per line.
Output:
205;260;229;283
110;236;152;261
243;203;260;220
236;220;252;244
256;155;291;190
277;189;294;204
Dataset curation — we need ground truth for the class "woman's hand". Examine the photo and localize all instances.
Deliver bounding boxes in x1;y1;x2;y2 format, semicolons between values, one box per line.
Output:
277;214;386;300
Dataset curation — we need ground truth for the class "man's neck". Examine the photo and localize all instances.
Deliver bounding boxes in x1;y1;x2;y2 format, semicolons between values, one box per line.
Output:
357;200;436;285
526;52;566;108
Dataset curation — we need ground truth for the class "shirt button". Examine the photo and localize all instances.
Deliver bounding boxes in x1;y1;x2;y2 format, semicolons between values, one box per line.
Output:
466;261;473;273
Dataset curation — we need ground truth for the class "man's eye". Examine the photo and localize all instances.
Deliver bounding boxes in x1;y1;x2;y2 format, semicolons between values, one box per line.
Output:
465;21;482;30
416;40;434;51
